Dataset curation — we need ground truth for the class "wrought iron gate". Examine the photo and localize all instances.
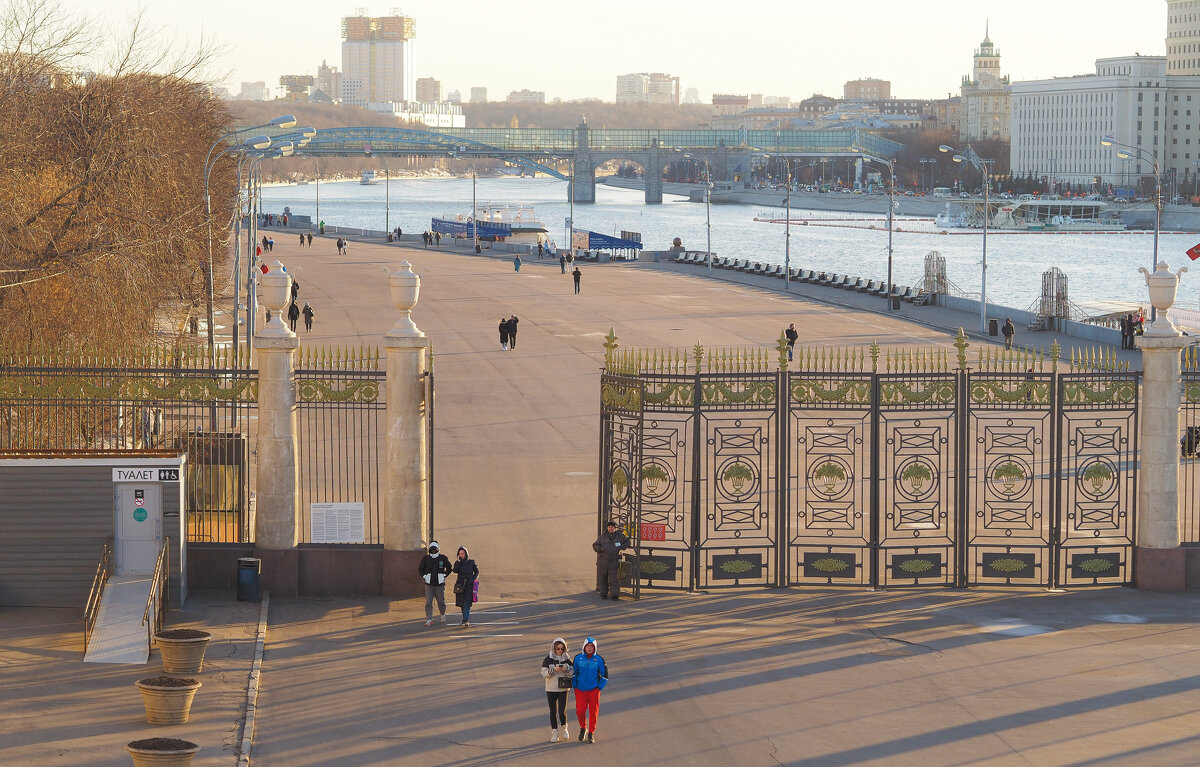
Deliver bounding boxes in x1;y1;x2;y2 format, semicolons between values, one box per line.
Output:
599;333;1138;593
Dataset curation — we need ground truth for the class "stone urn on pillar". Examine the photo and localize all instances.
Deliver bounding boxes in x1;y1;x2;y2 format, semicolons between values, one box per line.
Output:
257;261;294;337
386;261;424;338
1139;262;1188;337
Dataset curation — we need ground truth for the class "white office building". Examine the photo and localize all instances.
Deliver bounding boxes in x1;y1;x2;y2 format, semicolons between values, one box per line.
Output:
1011;55;1200;190
341;13;415;108
615;73;680;105
1168;0;1200;74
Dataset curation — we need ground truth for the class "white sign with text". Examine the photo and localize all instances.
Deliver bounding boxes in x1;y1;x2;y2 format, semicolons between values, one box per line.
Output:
309;502;366;544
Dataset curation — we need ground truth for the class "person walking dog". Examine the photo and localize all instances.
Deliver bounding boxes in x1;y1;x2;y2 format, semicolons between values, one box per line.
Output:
541;638;574;743
572;637;608;743
418;541;453;626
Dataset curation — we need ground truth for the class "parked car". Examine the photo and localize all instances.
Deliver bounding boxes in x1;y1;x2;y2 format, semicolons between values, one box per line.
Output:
999;192;1014;200
959;192;971;199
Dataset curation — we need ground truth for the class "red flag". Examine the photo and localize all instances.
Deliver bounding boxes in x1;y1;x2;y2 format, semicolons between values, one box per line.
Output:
1188;242;1200;261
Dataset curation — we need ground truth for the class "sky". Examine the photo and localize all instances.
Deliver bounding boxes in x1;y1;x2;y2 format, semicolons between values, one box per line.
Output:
58;1;1168;102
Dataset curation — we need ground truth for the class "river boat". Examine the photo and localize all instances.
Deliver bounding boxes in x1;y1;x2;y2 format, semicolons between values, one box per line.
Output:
360;170;378;185
936;199;1126;232
434;204;549;245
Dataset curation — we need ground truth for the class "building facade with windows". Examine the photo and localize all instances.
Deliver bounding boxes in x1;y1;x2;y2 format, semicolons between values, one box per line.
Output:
959;29;1011;141
415;77;442;103
341;13;416;108
1168;0;1200;74
844;78;891;101
616;73;680;104
1011;55;1200;190
506;89;545;104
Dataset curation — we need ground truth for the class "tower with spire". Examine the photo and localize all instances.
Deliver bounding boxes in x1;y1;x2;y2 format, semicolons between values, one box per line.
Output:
959;22;1012;142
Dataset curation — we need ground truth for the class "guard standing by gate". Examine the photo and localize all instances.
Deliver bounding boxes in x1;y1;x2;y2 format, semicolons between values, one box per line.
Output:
593;521;630;600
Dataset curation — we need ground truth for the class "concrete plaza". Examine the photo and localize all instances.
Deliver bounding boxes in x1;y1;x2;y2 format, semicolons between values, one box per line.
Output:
4;235;1197;767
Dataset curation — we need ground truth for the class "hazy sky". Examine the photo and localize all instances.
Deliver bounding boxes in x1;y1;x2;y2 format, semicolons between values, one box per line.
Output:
60;1;1168;101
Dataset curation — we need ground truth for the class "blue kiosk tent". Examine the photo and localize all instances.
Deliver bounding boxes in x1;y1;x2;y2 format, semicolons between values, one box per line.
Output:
572;230;643;260
432;217;512;241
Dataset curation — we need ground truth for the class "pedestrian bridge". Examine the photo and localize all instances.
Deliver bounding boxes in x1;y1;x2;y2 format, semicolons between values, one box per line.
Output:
259;123;902;204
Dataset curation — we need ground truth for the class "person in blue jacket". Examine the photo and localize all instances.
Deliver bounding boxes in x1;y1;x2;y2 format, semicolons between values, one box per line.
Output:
572;637;608;743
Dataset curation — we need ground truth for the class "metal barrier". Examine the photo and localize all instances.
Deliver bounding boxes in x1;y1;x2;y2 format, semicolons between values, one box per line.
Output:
141;538;169;649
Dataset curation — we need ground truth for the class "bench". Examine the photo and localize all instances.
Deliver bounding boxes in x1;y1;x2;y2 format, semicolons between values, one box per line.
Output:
858;280;876;293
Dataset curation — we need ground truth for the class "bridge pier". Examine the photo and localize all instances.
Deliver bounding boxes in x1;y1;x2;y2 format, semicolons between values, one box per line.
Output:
644;148;662;204
573;155;596;204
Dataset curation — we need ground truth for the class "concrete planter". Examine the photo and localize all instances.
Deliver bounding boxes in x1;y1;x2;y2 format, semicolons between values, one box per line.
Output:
155;630;212;673
134;677;201;725
126;738;200;767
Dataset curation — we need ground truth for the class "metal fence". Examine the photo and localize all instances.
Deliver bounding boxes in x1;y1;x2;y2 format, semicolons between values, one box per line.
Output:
295;346;386;545
600;333;1139;594
1180;350;1200;543
0;347;258;543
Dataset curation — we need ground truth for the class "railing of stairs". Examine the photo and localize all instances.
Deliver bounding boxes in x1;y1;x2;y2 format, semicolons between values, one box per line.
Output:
82;539;113;657
141;538;170;650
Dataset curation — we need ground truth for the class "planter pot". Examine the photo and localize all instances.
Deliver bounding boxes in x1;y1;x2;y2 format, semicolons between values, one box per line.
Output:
155;629;212;673
126;738;200;767
135;677;201;725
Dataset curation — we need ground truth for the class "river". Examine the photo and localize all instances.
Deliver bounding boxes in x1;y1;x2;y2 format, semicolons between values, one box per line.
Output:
262;177;1200;314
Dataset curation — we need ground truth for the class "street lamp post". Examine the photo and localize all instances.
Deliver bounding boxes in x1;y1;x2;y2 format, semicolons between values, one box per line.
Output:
940;143;993;334
679;149;713;272
756;150;792;290
854;146;897;310
1102;134;1162;319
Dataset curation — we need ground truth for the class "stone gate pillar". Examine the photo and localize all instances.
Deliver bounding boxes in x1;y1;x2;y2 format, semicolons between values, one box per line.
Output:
1135;262;1189;589
382;262;430;596
254;261;300;596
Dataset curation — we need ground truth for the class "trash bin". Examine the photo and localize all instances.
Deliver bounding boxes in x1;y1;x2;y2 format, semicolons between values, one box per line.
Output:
237;557;261;602
988;318;999;336
387;233;394;242
891;296;901;310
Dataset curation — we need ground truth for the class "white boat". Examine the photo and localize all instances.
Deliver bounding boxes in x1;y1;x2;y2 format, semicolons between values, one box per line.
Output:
360;170;378;185
944;199;1126;231
438;204;549;245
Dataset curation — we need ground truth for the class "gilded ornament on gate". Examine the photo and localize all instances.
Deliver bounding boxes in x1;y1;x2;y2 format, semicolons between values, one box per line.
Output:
992;462;1026;494
814;462;847;495
722;461;755;496
901;462;933;492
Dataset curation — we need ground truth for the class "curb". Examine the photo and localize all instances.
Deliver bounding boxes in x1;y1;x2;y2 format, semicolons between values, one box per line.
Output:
236;591;269;767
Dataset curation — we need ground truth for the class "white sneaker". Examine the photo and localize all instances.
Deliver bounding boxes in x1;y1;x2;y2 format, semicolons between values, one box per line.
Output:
424;619;433;627
551;730;559;743
440;615;447;624
559;725;569;741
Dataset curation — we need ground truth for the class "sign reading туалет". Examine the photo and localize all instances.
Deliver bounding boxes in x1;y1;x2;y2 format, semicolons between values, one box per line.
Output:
112;468;180;482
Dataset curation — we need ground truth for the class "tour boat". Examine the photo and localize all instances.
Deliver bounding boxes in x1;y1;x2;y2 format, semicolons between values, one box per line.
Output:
938;199;1126;232
360;170;378;185
435;204;549;245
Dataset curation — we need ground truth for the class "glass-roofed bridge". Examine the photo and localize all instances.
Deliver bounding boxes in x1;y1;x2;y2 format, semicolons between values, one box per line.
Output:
258;122;902;203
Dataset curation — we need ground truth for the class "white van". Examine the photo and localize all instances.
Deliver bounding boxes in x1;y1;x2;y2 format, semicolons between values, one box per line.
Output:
933;187;952;199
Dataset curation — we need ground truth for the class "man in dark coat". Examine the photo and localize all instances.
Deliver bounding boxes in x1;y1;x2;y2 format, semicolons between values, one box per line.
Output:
1002;318;1015;351
592;520;631;600
418;541;454;626
508;315;519;350
785;323;798;361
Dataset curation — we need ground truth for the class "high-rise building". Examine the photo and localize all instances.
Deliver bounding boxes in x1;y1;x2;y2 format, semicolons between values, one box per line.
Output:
446;90;462;103
506;89;545;104
959;26;1011;141
844;78;891;101
341;13;415;108
416;77;442;102
1167;0;1200;74
1011;55;1200;189
239;82;270;101
470;87;488;103
683;87;700;104
316;60;342;102
616;73;679;104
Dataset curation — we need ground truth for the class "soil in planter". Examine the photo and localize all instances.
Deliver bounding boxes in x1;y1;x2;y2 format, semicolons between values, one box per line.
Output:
139;676;199;687
156;629;210;640
128;738;197;750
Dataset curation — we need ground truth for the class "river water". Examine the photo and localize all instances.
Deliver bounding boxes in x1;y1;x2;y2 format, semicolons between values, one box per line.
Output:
262;177;1200;313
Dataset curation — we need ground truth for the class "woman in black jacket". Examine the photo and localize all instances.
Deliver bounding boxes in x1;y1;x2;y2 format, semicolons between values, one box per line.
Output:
452;546;479;626
499;318;510;351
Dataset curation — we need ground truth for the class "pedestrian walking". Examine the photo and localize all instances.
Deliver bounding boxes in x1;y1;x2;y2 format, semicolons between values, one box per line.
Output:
418;541;453;626
1119;314;1130;350
336;237;344;255
287;301;300;332
499;317;510;351
560;253;567;274
592;520;630;600
541;638;574;743
572;267;582;294
785;323;798;361
302;302;314;332
306;232;313;247
435;232;441;246
572;637;608;743
299;233;305;247
508;315;519;350
538;242;544;258
268;236;274;252
291;280;300;303
514;255;522;272
1002;318;1015;351
262;235;269;253
451;546;478;626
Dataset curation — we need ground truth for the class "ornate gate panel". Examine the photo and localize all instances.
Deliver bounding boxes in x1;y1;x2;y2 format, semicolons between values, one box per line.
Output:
696;373;779;589
965;373;1054;586
1056;373;1138;586
877;373;959;587
787;373;873;586
636;374;694;591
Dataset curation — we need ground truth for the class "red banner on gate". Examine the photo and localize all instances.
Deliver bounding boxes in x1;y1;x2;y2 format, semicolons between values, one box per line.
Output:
1188;242;1200;261
639;523;666;542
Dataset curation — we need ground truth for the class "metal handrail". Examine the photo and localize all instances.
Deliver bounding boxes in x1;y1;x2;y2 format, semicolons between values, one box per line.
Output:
141;538;170;649
82;539;113;656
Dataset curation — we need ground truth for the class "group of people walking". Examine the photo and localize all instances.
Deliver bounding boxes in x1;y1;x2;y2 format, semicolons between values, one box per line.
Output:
498;315;520;350
422;231;441;247
298;232;313;247
540;637;609;744
285;279;314;332
1120;309;1146;350
418;541;479;627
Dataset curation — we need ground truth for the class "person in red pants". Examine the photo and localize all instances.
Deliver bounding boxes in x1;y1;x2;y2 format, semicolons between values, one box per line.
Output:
571;637;608;743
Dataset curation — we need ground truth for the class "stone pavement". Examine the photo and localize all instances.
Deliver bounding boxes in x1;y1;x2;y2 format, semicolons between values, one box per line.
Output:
0;593;260;766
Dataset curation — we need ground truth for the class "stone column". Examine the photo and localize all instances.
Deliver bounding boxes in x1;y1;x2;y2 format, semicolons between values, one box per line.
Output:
382;262;431;596
253;261;300;596
1135;262;1189;589
644;148;663;204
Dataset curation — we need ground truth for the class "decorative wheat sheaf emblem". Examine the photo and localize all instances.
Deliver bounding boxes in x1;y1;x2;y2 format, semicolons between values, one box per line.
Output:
898;558;935;574
810;557;851;573
640;463;669;493
901;461;933;493
989;557;1028;573
719;558;755;574
992;461;1026;494
1077;557;1115;574
610;466;629;501
640;560;669;576
814;462;847;495
722;461;755;496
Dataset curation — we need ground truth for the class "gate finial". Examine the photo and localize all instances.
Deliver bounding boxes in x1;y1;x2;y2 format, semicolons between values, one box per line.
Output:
603;328;619;370
954;328;969;370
